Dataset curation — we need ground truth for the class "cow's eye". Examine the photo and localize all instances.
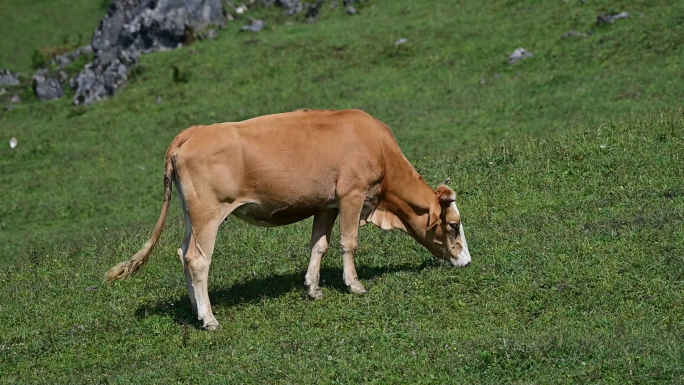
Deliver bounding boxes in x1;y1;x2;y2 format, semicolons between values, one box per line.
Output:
448;222;459;231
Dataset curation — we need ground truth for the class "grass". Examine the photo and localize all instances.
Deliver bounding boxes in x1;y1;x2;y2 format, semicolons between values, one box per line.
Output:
0;0;107;73
1;0;683;383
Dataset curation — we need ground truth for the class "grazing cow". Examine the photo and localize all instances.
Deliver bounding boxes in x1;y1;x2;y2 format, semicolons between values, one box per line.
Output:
106;109;471;330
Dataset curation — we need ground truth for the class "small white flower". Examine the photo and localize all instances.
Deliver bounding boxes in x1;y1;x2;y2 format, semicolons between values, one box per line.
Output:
236;5;247;14
600;144;606;149
9;137;17;149
395;38;408;45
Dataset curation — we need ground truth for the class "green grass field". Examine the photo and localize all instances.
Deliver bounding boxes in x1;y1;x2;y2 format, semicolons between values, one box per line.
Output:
1;0;683;383
0;0;108;72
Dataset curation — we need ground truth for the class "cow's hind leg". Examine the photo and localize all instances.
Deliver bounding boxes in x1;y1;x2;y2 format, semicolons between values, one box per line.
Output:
339;193;367;294
182;216;222;330
305;209;338;299
177;186;227;330
178;206;197;316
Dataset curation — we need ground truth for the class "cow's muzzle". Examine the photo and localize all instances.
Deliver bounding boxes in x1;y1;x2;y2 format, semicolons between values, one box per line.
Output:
449;249;471;267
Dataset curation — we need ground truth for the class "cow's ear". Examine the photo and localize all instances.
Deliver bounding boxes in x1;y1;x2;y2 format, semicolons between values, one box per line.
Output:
437;185;456;205
427;199;441;230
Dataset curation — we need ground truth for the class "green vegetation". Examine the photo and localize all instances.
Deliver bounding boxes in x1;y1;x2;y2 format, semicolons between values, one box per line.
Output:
0;0;107;73
1;0;682;383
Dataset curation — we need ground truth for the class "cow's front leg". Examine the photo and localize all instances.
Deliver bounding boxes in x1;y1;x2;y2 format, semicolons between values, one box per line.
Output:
305;209;338;299
339;194;367;294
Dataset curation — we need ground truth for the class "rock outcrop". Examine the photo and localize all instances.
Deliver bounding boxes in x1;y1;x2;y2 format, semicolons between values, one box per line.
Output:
72;0;227;105
33;73;67;101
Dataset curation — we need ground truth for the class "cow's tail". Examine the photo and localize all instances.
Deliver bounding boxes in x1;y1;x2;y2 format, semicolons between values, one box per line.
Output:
105;138;181;282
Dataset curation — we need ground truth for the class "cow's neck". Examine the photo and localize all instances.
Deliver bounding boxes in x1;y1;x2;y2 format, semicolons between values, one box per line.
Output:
369;156;436;240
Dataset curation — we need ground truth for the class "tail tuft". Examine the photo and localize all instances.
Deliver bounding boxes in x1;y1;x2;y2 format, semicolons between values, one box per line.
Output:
105;261;134;282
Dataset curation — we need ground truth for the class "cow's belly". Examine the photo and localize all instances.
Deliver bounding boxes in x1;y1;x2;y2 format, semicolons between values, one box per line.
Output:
232;201;323;227
231;184;381;227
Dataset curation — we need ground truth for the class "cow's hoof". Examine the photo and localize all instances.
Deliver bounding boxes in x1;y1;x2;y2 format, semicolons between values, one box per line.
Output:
348;281;367;294
201;320;220;331
307;286;324;300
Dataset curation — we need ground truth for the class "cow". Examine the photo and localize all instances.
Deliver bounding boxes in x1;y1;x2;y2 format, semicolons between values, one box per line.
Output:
106;109;471;330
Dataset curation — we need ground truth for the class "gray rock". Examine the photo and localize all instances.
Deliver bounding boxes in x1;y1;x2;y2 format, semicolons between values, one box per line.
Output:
597;12;630;26
346;6;356;15
0;88;5;96
241;19;265;32
72;51;138;105
33;74;65;101
508;47;532;64
73;0;226;105
0;69;20;86
91;0;133;65
80;45;94;56
562;30;588;39
306;0;323;20
10;94;21;103
276;0;303;16
186;0;227;30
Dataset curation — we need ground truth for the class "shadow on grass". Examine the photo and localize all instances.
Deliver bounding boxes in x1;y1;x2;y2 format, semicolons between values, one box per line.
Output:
134;261;432;328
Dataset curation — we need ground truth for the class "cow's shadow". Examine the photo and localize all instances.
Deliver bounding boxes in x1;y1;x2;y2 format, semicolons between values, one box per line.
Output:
134;261;432;328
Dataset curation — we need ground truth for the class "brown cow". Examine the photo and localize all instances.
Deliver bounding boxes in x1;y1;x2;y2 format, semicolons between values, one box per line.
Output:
106;109;471;330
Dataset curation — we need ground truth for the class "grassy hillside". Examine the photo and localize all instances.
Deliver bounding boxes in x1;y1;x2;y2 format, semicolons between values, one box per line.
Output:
1;111;682;384
0;0;683;383
0;0;107;72
2;0;683;258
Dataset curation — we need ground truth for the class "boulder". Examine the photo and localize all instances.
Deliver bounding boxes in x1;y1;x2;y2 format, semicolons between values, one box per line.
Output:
71;51;138;105
508;47;533;64
241;19;266;32
92;0;226;64
186;0;227;30
264;0;303;16
73;0;226;105
597;12;630;26
0;69;20;86
33;74;65;101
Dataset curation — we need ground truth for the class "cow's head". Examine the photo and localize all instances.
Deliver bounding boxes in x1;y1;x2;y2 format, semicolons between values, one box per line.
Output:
424;183;471;267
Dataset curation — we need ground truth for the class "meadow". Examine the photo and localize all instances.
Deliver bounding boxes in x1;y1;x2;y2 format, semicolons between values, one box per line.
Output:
0;0;682;383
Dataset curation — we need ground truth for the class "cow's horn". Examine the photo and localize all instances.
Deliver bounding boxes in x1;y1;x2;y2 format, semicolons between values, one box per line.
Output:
440;178;451;186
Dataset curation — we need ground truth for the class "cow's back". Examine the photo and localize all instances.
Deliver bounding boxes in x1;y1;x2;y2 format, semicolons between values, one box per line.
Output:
171;109;397;222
